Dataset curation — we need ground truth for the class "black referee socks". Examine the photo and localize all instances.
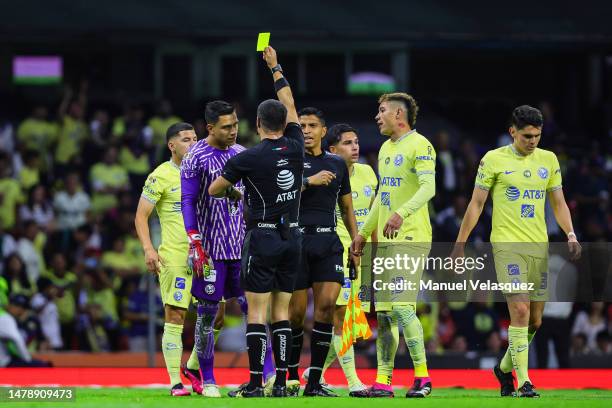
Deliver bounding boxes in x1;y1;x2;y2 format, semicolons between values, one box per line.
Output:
270;320;292;386
308;321;334;386
246;323;267;390
288;326;304;380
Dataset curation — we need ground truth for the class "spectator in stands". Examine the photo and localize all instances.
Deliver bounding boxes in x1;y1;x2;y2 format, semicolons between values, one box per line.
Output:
19;185;55;232
18;150;42;191
43;253;77;349
16;105;57;172
118;114;152;197
0;226;17;274
86;109;113;162
570;333;589;357
89;146;129;215
31;277;63;350
6;294;44;352
54;172;90;233
450;335;468;352
148;99;181;160
0;119;14;155
0;152;24;231
572;302;607;351
486;331;503;354
100;236;142;281
121;277;161;351
437;304;456;349
2;253;34;297
16;221;45;283
55;82;89;176
435;130;458;204
435;195;468;242
594;331;611;355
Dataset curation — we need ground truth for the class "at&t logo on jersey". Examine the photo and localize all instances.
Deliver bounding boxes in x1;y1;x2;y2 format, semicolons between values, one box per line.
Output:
505;186;520;201
277;170;294;190
522;189;545;199
521;204;535;218
381;192;391;209
381;176;402;187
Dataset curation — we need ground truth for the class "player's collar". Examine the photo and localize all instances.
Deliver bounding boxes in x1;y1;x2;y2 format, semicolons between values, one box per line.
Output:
168;159;180;170
394;129;416;143
509;143;531;158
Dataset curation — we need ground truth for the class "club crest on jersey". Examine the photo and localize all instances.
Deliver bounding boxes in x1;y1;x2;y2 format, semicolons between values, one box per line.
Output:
277;158;288;167
276;170;294;190
173;291;183;301
538;167;548;179
523;169;531;178
175;277;186;289
364;185;372;197
394;154;403;166
205;284;215;295
384;157;390;165
521;204;535;218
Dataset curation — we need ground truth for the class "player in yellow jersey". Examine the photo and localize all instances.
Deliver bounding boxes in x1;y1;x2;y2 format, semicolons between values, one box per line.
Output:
353;93;436;398
134;122;201;396
451;105;581;398
306;123;376;396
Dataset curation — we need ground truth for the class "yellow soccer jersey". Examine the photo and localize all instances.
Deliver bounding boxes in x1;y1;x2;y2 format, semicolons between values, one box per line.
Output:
337;163;378;246
364;130;436;243
141;161;188;266
476;145;562;243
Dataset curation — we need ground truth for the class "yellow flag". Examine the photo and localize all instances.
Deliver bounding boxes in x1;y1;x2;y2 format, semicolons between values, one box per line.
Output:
338;281;372;356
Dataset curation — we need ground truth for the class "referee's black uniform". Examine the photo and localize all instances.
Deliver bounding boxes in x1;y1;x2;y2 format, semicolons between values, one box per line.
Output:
296;151;351;289
221;122;304;293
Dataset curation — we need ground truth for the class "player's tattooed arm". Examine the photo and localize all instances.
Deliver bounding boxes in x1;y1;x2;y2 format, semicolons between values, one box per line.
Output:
208;176;234;198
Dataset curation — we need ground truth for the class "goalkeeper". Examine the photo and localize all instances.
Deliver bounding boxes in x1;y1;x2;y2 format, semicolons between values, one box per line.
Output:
353;93;435;398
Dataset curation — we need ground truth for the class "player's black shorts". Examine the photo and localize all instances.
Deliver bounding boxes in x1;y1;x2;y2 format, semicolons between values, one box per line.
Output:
294;227;345;290
241;226;302;293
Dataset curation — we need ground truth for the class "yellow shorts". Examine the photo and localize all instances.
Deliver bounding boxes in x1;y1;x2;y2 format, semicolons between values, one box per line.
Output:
159;265;193;309
493;250;548;301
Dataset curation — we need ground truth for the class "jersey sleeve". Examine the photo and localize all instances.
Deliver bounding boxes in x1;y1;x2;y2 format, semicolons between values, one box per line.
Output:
546;153;562;192
475;152;495;191
141;169;163;204
180;150;202;233
338;158;352;197
222;150;253;184
414;138;436;176
283;122;305;152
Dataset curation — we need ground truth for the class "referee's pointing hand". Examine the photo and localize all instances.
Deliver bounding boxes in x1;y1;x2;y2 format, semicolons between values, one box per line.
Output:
308;170;336;186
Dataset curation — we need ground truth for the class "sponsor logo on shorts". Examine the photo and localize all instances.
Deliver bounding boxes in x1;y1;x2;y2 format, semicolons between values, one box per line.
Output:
511;278;521;286
335;264;344;273
507;264;520;276
175;277;186;289
205;284;215;295
394;154;403;166
521;204;535;218
173;291;183;301
203;268;217;283
381;192;391;209
166;342;179;351
505;186;520;201
343;291;350;301
364;185;372;197
538;167;548;179
342;278;351;288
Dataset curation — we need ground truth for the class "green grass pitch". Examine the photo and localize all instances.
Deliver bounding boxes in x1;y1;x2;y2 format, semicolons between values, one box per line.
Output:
9;388;612;408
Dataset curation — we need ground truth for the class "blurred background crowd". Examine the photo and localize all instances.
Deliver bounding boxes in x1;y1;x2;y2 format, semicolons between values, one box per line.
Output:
0;0;611;368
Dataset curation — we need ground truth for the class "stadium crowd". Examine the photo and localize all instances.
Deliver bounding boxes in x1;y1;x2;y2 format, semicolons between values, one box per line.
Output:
0;83;611;367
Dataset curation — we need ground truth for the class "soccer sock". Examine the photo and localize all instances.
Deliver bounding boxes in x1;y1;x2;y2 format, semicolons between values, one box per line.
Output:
508;325;530;386
263;327;276;382
500;328;537;374
246;323;267;390
288;326;304;380
195;301;218;384
162;322;183;387
375;311;399;387
186;346;199;371
395;306;428;378
333;334;361;388
307;322;333;387
270;320;291;386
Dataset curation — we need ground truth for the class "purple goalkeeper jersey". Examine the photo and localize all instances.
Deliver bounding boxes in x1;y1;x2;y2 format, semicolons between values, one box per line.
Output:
180;140;246;260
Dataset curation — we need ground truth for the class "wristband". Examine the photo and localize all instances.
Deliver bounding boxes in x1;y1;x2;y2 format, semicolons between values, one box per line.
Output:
274;77;290;93
270;64;283;74
302;177;310;189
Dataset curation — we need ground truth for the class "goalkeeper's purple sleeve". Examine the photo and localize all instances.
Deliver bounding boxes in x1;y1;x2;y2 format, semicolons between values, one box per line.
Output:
181;174;200;233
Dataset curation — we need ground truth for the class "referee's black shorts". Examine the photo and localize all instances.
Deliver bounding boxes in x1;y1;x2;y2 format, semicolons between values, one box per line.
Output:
294;227;345;290
240;226;302;293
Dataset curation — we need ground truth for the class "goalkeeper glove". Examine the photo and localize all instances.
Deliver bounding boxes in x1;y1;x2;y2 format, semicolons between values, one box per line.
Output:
187;230;209;278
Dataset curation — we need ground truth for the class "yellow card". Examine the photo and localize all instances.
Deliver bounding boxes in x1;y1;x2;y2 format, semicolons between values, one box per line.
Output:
256;32;270;51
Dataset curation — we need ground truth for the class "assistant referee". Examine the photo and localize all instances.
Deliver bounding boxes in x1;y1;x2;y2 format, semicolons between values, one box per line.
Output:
209;46;304;398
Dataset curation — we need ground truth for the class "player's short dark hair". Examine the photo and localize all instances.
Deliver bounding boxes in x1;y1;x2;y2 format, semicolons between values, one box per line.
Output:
205;100;235;125
166;122;194;142
378;92;419;128
298;107;326;126
511;105;543;130
326;123;358;150
256;99;287;132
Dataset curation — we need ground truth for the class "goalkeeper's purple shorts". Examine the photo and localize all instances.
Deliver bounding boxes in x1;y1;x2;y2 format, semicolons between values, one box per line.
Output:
191;259;243;302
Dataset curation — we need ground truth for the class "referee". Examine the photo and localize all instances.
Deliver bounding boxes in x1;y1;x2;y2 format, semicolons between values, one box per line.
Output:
209;46;303;398
287;107;360;397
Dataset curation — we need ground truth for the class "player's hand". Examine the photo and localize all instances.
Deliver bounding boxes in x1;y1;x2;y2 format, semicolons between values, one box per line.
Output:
144;248;164;274
449;243;467;274
308;170;336;187
351;234;366;256
187;231;210;278
350;252;361;271
227;187;243;203
263;46;278;68
568;235;582;260
383;212;404;239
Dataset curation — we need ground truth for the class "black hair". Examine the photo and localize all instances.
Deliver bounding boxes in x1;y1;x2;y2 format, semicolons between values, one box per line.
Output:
256;99;287;132
165;122;194;142
326;123;358;150
511;105;543;130
204;100;235;125
298;107;326;126
2;253;31;292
